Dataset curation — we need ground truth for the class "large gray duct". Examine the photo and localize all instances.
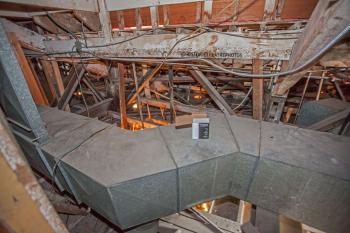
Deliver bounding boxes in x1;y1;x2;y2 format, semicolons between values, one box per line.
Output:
13;106;350;233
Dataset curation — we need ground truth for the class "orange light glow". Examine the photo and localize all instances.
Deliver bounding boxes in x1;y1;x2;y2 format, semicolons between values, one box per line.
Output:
193;94;202;100
132;103;138;109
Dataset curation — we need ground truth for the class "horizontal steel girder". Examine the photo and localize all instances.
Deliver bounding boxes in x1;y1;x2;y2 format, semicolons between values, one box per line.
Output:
44;31;297;60
15;107;350;232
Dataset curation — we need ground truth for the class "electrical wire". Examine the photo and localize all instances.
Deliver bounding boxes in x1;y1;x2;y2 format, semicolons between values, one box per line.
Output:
89;23;350;79
233;86;253;111
200;26;300;40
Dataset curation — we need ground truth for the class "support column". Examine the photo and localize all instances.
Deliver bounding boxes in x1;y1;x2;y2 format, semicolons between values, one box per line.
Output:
118;63;127;129
252;59;263;120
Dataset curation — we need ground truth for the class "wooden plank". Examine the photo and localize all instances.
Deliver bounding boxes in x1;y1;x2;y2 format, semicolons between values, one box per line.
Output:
195;1;202;23
237;200;252;224
263;0;277;21
0;0;98;12
33;16;65;34
131;63;145;128
40;59;59;101
73;10;101;32
168;66;175;123
118;63;128;129
274;0;350;95
57;65;84;110
190;66;234;115
50;60;65;97
142;64;152;98
78;98;113;117
252;59;263;120
128;64;162;105
117;11;125;30
49;13;89;33
135;8;143;30
140;98;203;114
202;0;213;24
27;58;50;105
0;18;45;50
150;6;159;30
106;0;204;11
163;5;170;26
98;0;113;41
7;33;48;106
0;109;68;233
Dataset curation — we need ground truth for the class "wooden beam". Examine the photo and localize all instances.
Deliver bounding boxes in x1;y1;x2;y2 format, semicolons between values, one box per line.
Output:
0;0;98;12
50;60;65;97
57;65;84;110
202;0;213;24
168;66;175;123
40;59;59;101
190;66;234;115
128;64;162;105
140;97;203;114
98;0;113;41
163;5;170;26
78;98;113;117
0;18;45;50
73;10;101;32
117;11;125;30
82;77;104;101
135;8;143;30
195;1;202;23
274;0;350;95
118;63;128;129
33;16;65;34
131;63;145;128
49;13;89;33
237;201;252;224
263;0;278;21
252;59;263;120
105;0;204;11
150;6;159;30
0;108;68;233
7;33;48;106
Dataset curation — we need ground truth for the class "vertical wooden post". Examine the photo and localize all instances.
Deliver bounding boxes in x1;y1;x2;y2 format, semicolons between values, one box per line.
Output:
40;59;59;102
142;64;151;98
117;11;125;31
132;63;144;129
237;200;252;224
195;1;202;24
168;66;175;123
50;60;65;97
202;0;213;25
118;63;128;129
252;59;264;120
135;8;142;31
163;5;170;26
98;0;112;41
150;6;159;30
7;33;48;106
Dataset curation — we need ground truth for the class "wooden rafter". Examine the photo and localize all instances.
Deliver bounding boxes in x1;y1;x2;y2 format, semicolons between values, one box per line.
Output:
274;0;350;95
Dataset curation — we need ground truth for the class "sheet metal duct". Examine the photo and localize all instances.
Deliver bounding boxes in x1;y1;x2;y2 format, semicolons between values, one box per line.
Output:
12;106;350;233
